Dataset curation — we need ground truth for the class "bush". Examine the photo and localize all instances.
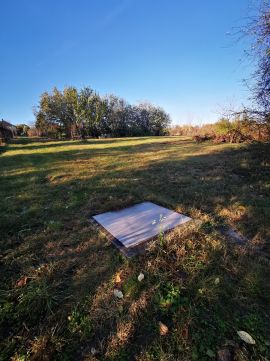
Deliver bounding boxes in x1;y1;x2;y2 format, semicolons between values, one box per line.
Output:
170;116;270;143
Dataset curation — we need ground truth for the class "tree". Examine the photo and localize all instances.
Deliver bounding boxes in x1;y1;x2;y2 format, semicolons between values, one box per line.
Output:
148;105;170;136
102;95;131;137
16;124;30;136
62;87;79;138
134;103;170;136
243;1;270;126
35;87;79;138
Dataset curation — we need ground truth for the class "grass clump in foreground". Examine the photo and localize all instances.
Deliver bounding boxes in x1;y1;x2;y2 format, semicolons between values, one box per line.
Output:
0;136;270;361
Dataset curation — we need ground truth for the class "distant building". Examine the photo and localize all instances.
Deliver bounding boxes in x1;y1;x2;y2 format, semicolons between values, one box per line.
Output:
0;119;17;142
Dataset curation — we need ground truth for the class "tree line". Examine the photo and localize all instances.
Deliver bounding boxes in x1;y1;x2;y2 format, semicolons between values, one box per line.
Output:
34;86;171;139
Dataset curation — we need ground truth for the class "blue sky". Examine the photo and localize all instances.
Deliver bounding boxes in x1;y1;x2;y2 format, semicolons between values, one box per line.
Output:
0;0;255;125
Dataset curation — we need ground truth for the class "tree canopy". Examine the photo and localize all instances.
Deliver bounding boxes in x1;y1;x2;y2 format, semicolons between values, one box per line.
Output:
34;86;171;139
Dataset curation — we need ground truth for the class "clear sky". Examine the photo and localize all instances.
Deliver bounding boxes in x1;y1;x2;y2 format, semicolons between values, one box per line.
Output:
0;0;256;125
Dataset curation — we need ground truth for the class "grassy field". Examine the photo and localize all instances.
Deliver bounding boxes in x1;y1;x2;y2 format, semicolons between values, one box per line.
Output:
0;136;270;361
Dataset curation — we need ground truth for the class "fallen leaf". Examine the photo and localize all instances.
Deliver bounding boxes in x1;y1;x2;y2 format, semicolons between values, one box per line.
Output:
113;289;123;299
22;322;29;332
237;330;256;344
91;347;97;355
16;276;28;287
214;277;220;285
159;321;169;336
138;272;144;282
115;272;121;283
182;327;189;340
206;349;215;358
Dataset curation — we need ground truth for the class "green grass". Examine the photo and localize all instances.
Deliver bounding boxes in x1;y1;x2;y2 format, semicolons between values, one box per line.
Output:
0;136;270;360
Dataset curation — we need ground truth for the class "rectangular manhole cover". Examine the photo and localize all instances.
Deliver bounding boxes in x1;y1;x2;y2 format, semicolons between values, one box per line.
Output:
92;201;191;255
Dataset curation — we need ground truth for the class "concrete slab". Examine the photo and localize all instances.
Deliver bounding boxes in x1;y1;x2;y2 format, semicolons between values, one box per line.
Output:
93;201;191;249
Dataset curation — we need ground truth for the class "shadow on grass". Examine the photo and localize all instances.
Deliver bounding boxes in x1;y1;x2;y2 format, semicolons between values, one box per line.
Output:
3;141;268;239
0;140;269;360
6;136;158;152
0;138;208;173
